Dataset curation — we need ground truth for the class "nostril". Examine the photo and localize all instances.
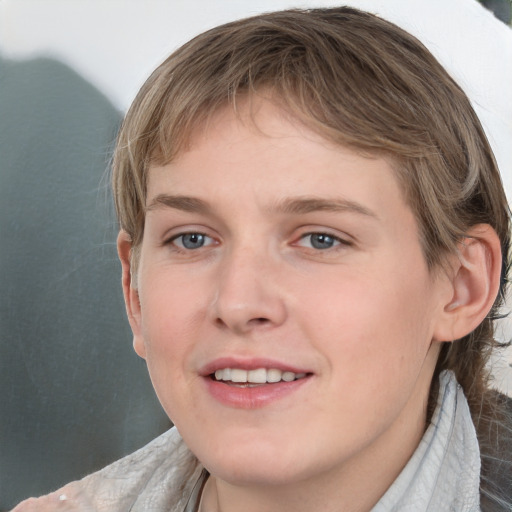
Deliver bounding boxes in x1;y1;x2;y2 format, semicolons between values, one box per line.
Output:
215;317;228;328
214;315;271;332
250;317;270;325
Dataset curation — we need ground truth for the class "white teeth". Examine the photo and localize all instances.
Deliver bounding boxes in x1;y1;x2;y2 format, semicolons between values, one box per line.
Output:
215;368;232;381
230;369;248;383
213;367;306;384
266;368;282;383
282;371;295;382
248;368;267;384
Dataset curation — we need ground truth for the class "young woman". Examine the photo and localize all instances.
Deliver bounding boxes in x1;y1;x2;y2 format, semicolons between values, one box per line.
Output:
14;6;512;511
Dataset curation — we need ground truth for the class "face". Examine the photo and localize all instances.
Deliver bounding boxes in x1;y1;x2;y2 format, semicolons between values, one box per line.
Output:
123;100;453;489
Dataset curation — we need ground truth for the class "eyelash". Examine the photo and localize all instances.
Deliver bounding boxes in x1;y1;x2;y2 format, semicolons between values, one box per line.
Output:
165;230;351;254
296;232;351;251
165;232;216;251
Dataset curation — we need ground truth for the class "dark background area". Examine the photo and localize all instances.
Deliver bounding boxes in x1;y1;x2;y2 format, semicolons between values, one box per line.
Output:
0;57;170;511
478;0;512;24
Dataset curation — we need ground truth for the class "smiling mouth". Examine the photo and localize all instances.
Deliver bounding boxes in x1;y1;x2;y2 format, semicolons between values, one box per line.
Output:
211;368;308;387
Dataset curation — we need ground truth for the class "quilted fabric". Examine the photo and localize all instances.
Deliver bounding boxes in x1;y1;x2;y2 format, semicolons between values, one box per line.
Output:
373;371;481;511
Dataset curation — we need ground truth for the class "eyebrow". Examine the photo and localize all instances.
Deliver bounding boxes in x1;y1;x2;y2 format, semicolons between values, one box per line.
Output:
146;194;212;215
270;196;378;218
146;194;377;219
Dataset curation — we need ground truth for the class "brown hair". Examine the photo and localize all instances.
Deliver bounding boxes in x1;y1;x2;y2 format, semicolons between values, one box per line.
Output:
112;7;511;503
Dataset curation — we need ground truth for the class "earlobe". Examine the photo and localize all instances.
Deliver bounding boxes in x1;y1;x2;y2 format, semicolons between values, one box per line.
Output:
433;224;502;342
117;230;146;359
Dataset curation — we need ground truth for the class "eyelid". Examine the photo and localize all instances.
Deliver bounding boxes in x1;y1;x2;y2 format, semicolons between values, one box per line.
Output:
294;228;353;247
160;223;215;242
175;233;213;247
163;229;218;251
300;233;346;248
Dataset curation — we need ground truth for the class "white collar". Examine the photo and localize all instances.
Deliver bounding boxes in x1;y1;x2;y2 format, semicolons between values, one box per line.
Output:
372;371;481;511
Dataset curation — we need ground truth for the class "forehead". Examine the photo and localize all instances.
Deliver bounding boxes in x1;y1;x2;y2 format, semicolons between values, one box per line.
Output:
145;100;418;242
149;99;401;198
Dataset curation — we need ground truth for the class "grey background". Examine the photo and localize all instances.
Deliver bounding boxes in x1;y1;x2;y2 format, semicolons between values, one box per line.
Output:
0;57;170;510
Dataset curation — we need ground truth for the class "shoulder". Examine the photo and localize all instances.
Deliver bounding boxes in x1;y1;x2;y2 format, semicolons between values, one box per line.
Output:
10;428;203;512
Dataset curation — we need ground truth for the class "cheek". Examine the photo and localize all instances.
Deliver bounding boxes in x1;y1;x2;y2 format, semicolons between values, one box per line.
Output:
297;267;435;383
137;276;208;408
140;265;209;340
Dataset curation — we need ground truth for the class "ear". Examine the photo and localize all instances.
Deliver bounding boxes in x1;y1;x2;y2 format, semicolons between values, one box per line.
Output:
433;224;502;343
117;230;146;359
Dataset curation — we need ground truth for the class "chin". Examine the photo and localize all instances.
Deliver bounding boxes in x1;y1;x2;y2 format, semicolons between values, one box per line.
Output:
196;437;319;487
208;459;306;487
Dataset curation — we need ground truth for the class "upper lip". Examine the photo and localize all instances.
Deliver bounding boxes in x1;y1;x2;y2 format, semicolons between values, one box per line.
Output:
199;357;311;377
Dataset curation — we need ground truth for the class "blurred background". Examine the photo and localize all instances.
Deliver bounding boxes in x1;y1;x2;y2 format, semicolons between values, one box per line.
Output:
479;0;512;23
1;0;511;509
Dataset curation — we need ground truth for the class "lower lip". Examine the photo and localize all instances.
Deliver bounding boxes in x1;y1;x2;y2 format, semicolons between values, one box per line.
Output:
204;376;311;409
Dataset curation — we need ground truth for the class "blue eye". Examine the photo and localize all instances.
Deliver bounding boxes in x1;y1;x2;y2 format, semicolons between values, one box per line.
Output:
309;233;338;249
299;233;342;250
172;233;212;250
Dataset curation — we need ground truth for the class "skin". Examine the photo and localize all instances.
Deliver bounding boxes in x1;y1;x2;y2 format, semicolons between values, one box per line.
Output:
118;99;498;512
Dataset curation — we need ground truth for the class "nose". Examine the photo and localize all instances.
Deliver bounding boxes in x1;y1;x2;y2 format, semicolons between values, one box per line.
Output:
210;245;287;335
